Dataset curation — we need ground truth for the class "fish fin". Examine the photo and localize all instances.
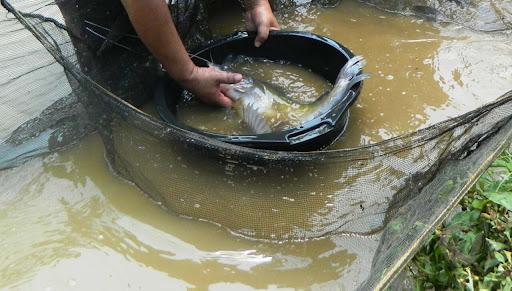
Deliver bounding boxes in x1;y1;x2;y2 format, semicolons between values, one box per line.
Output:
336;56;367;83
348;73;370;87
244;103;272;134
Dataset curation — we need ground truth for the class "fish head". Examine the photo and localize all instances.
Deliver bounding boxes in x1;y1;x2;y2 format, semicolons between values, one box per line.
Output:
222;77;256;102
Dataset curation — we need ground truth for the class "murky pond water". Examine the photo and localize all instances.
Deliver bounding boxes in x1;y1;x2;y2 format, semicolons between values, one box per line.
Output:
206;0;512;148
1;0;511;290
0;134;373;290
177;55;334;134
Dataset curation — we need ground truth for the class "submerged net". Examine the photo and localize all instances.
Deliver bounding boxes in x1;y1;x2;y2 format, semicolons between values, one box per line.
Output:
1;0;511;289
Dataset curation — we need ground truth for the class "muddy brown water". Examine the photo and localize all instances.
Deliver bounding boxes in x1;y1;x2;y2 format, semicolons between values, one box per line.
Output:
1;0;511;290
177;56;334;135
1;134;373;290
206;0;512;148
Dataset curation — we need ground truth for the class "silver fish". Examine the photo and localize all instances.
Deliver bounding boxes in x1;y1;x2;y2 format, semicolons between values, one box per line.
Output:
210;56;369;134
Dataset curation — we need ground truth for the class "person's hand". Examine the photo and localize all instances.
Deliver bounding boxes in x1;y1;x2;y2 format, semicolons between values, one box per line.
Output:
244;0;280;47
179;66;243;108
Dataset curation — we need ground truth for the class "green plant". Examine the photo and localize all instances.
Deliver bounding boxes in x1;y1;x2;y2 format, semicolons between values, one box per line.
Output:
410;151;512;290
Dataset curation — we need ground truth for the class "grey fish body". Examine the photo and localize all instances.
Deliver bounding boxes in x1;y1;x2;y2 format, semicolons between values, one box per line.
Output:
213;56;369;134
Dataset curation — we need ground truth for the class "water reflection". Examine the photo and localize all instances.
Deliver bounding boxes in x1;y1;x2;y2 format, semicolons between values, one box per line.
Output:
209;0;512;147
0;135;366;290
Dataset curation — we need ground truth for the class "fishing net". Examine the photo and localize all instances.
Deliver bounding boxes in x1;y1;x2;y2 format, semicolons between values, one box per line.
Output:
1;0;511;289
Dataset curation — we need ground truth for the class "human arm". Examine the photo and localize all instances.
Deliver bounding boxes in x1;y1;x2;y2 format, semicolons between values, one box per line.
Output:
121;0;242;107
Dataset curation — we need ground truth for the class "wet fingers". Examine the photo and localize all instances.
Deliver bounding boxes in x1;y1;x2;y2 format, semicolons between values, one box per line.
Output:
255;24;269;47
217;93;233;108
216;71;243;84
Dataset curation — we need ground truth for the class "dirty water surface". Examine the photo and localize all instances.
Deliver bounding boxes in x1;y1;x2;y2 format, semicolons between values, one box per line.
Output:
177;55;334;135
0;135;369;290
205;0;512;148
1;0;512;290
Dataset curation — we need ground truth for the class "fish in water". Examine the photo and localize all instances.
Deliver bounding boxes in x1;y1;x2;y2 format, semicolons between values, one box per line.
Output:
203;55;369;134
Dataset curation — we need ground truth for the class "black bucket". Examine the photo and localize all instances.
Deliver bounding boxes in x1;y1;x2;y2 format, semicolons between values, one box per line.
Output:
154;31;363;151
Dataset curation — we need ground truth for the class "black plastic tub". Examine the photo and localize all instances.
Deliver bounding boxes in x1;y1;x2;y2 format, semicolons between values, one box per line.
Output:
154;31;363;151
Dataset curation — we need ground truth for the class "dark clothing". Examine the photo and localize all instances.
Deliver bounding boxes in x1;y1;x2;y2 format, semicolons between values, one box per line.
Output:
56;0;210;106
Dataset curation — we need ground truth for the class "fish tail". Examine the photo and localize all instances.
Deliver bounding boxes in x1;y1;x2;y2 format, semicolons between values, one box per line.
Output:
336;55;367;83
307;56;368;119
326;56;368;102
348;73;370;88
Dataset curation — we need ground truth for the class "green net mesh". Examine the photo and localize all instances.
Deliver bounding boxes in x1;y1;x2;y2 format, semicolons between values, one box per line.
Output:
1;0;511;289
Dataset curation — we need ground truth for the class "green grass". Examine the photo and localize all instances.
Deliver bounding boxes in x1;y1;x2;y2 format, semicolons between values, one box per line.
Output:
409;151;512;290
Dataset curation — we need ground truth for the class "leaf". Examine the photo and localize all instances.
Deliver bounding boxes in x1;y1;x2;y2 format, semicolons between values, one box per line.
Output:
471;199;488;210
437;270;449;284
482;181;501;193
504;278;512;291
448;210;481;228
495;251;506;263
484;192;512;211
492;160;512;173
484;258;500;271
460;232;477;255
505;229;511;241
486;238;509;251
413;279;424;291
422;261;434;275
504;250;512;263
478;281;493;291
491;160;506;167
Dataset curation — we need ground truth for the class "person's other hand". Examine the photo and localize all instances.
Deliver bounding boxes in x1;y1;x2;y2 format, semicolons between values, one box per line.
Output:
179;66;243;108
245;0;280;47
